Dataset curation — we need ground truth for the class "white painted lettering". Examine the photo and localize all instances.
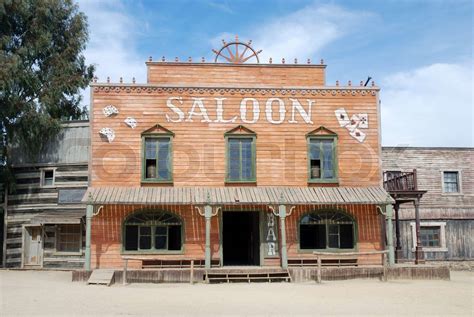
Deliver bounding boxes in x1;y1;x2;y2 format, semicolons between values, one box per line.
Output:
213;98;237;123
165;97;185;122
186;98;211;122
240;98;260;123
265;98;286;124
289;98;314;124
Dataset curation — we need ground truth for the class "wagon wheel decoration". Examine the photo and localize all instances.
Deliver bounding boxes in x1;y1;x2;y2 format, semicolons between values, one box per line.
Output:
212;35;262;64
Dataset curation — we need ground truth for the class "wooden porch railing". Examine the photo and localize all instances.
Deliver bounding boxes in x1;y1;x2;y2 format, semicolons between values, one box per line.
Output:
383;170;418;191
313;250;389;283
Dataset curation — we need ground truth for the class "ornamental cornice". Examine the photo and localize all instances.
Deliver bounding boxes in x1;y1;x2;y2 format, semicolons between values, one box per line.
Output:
91;85;379;96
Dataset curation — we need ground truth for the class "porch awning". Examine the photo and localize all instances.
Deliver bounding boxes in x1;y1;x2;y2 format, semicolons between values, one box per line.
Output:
82;186;394;206
30;210;85;224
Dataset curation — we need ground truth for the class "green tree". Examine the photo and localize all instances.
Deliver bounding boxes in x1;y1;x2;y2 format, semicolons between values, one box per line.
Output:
0;0;94;189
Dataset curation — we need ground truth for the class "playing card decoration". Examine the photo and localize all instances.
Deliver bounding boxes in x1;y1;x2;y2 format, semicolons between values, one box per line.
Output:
124;117;137;129
103;105;119;117
99;127;115;143
335;108;369;143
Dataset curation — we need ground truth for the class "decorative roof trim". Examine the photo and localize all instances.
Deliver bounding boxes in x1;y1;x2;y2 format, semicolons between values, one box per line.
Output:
306;126;338;137
141;124;175;136
92;85;378;96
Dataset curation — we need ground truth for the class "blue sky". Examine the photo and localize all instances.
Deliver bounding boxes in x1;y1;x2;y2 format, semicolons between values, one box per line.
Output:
78;0;473;147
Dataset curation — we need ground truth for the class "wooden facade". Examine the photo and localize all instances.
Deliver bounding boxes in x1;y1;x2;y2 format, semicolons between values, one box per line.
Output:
3;121;89;268
85;50;394;271
382;147;474;261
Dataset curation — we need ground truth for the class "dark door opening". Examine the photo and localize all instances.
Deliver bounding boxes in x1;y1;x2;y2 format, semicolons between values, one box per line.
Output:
223;212;260;266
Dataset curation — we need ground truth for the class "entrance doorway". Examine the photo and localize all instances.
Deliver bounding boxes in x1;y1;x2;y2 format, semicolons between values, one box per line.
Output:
24;226;42;266
223;212;260;266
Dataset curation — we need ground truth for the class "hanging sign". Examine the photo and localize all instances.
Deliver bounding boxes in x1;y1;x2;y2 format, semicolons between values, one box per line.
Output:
264;212;279;257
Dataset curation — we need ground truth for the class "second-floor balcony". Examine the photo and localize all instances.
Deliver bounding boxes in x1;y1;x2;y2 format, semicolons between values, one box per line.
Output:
383;170;418;192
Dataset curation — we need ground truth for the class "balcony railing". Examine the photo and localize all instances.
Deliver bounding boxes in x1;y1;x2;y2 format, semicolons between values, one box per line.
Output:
383;169;418;192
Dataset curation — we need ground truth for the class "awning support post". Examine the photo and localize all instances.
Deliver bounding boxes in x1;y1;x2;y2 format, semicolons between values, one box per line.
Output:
385;204;395;266
278;204;288;269
204;204;212;270
85;202;93;271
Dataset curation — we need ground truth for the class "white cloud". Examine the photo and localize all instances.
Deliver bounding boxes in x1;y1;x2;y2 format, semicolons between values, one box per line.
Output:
211;3;371;62
381;62;473;147
77;0;146;106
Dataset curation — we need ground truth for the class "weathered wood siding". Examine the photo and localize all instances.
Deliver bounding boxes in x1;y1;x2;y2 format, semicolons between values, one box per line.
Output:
91;63;381;188
90;204;383;269
397;220;473;261
146;63;326;86
5;122;89;268
382;147;474;260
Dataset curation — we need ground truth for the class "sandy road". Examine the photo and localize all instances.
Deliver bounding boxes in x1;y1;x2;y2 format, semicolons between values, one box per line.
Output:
0;270;472;316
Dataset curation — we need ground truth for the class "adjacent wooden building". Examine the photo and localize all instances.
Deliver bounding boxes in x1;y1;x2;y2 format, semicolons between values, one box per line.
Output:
3;121;89;269
382;147;473;262
82;39;395;272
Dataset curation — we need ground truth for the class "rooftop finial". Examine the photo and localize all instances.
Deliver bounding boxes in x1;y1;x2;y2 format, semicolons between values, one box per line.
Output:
93;76;98;83
282;58;285;64
201;57;205;62
148;56;152;62
348;80;352;86
294;58;298;64
162;56;165;62
320;59;324;65
119;77;123;83
269;57;272;64
188;57;192;62
336;80;339;86
175;57;179;62
132;77;136;84
212;36;262;64
307;58;311;64
106;76;110;83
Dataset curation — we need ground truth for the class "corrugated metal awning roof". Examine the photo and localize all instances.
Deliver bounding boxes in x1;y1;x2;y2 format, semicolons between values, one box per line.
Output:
31;211;85;224
82;186;394;205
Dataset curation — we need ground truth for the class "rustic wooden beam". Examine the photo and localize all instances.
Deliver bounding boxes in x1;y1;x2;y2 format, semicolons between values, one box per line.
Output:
84;203;93;271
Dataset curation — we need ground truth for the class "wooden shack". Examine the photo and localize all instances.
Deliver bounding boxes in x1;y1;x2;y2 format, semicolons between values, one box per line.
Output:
83;39;395;273
382;147;473;264
3;121;89;269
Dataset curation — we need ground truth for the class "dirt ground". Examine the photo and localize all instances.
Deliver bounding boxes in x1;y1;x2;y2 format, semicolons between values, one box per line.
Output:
0;270;472;316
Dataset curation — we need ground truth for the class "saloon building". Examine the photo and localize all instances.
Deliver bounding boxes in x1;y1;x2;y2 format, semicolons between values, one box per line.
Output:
82;39;396;274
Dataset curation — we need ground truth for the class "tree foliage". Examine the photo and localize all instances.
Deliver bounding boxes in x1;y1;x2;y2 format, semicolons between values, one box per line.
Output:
0;0;94;189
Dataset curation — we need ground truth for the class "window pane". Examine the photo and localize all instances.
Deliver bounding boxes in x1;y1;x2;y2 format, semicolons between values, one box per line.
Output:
155;226;167;235
328;224;339;248
168;225;182;250
339;224;354;249
309;141;321;160
420;226;441;247
146;160;156;179
443;172;459;192
228;139;241;180
145;139;157;159
57;225;81;252
300;224;326;249
139;226;151;249
240;139;253;179
155;236;167;249
157;140;170;179
125;226;138;250
322;140;334;179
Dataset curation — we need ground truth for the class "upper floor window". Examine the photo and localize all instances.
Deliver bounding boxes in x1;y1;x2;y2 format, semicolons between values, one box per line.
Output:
443;171;460;193
306;127;338;183
141;124;174;183
225;125;256;183
40;169;55;187
56;224;82;253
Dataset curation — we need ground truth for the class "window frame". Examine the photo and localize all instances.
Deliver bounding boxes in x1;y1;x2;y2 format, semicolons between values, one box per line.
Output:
55;224;83;255
141;134;174;184
122;210;184;255
225;134;257;183
306;135;338;184
298;210;357;253
40;167;56;188
441;170;462;195
410;221;447;252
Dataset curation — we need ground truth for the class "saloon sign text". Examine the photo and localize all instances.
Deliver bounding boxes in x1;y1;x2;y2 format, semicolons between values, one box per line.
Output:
165;97;314;124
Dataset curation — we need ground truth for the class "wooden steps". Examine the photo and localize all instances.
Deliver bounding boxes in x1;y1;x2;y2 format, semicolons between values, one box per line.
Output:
87;269;115;286
205;268;291;284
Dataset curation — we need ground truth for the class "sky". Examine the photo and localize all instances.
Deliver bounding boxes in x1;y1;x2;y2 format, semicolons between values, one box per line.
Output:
77;0;473;147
